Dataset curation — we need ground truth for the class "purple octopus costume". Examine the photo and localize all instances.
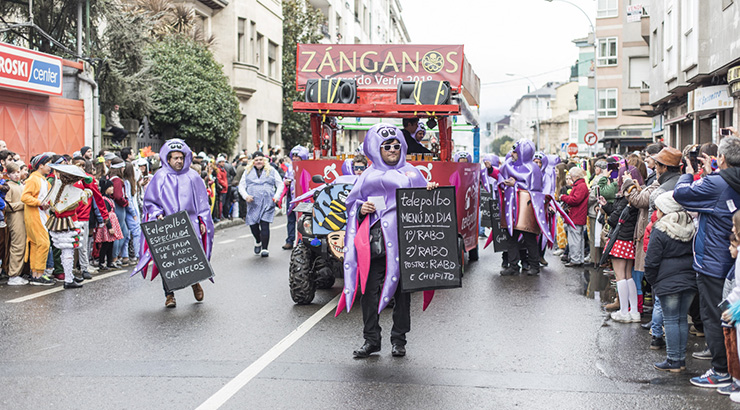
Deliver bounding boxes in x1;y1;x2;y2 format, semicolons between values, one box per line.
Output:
497;139;572;246
336;123;433;316
133;139;215;280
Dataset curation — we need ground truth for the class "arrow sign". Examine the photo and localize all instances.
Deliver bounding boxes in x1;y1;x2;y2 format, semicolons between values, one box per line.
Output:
584;132;598;146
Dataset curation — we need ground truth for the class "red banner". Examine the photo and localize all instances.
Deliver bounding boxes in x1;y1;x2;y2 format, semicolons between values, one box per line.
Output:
296;44;464;91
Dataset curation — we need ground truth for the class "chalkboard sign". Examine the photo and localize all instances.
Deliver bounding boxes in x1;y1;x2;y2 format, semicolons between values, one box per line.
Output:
490;194;509;253
141;211;214;292
397;186;462;292
480;185;494;228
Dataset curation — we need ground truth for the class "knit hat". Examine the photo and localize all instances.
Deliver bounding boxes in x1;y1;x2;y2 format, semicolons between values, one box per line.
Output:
80;146;91;157
654;191;683;214
110;157;125;169
252;151;265;159
99;178;113;193
595;160;608;169
30;153;53;170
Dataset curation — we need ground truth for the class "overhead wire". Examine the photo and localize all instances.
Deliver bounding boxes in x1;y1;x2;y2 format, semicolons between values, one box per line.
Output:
481;58;595;87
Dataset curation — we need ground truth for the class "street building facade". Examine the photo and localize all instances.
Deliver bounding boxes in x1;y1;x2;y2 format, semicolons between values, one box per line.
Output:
508;82;559;149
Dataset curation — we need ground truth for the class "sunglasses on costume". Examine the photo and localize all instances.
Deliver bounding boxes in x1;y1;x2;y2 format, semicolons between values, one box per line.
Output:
381;144;401;151
353;165;366;171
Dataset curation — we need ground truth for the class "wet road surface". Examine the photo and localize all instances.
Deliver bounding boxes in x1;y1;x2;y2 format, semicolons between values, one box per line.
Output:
0;216;734;409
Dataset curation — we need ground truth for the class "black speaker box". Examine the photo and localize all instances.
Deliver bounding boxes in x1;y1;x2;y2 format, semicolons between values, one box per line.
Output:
304;79;357;104
397;81;451;105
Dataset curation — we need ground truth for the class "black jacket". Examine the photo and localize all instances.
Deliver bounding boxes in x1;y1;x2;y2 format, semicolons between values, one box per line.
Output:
402;129;431;154
605;196;638;241
644;224;696;296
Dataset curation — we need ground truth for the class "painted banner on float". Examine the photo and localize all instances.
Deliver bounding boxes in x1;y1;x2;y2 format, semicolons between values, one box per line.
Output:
296;44;464;90
0;42;63;96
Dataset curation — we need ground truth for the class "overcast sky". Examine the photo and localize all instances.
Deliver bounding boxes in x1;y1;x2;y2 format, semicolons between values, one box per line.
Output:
402;0;598;125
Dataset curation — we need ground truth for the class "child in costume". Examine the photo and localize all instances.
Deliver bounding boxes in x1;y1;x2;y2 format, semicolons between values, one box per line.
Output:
21;153;54;285
4;162;27;285
95;179;123;271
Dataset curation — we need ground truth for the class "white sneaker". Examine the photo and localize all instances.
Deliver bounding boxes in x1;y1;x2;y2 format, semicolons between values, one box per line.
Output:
731;392;740;403
610;311;633;323
630;311;641;323
7;276;28;286
552;249;564;256
261;249;269;257
86;266;98;274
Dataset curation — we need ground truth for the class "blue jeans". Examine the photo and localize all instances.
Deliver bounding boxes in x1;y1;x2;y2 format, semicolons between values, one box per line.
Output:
125;208;141;260
286;211;296;244
113;204;129;259
661;290;696;361
632;270;644;295
651;296;664;337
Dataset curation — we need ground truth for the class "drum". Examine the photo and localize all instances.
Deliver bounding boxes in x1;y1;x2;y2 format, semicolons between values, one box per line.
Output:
513;191;541;234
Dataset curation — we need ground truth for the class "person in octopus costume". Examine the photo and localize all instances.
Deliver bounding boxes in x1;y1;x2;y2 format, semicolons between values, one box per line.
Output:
498;139;572;276
281;145;310;250
133;139;214;308
338;123;439;359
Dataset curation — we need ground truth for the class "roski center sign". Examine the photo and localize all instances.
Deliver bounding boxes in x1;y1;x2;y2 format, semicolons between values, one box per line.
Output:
0;42;63;96
296;44;464;90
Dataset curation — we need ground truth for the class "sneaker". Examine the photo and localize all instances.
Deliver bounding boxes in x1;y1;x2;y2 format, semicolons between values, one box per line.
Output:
654;358;683;373
539;256;549;266
630;311;641;323
254;243;261;255
500;266;520;276
7;276;28;286
165;294;176;308
261;249;269;257
86;265;98;274
30;275;55;286
63;281;83;289
718;381;740;395
610;311;634;323
81;271;93;280
523;268;540;276
53;273;64;281
690;369;731;388
693;348;712;360
552;249;564;256
649;336;666;350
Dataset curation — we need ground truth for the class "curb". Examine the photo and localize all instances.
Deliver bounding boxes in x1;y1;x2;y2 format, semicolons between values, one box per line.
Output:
214;219;244;231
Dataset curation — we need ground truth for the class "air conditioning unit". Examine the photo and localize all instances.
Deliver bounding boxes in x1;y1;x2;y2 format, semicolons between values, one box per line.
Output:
304;79;357;104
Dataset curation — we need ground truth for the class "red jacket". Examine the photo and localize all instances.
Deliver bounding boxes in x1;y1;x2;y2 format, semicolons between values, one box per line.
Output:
560;178;588;225
216;167;228;194
75;176;109;222
110;176;129;208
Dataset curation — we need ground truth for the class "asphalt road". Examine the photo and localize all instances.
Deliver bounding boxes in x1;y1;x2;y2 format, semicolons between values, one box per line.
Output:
0;215;734;409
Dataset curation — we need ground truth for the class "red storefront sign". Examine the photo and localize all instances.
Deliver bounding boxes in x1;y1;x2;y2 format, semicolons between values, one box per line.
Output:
0;42;63;96
296;44;465;91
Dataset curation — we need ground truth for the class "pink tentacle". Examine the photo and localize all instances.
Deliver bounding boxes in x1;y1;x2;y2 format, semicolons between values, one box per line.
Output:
355;217;371;295
423;290;435;311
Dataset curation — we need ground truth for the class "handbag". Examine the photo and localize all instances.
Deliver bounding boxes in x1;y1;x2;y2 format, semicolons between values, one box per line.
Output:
599;205;632;266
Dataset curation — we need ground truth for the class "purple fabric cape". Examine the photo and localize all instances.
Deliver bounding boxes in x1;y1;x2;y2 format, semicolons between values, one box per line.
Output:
133;139;215;279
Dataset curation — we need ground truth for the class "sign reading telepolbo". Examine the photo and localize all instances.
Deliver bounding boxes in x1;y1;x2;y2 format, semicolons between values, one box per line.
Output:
296;44;464;91
0;42;63;96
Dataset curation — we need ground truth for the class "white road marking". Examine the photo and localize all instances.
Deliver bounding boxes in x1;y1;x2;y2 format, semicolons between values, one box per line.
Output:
5;270;127;304
217;239;236;245
236;223;287;239
195;294;340;410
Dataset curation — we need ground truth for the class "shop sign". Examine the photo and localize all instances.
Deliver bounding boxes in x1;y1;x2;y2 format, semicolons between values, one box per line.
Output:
0;41;63;96
688;85;733;113
296;44;464;90
652;115;664;133
627;5;644;22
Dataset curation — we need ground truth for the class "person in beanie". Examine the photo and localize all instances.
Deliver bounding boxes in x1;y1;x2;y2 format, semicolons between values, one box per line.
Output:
645;191;696;372
21;153;54;285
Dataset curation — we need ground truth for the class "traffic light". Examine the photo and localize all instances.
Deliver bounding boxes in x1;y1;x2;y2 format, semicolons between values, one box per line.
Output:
304;79;357;104
397;80;451;105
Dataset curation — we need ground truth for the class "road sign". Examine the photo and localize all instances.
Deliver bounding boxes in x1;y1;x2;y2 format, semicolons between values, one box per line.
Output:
584;132;598;146
567;143;579;156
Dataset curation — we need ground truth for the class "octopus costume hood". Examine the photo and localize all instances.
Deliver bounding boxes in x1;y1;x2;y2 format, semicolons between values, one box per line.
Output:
453;151;472;162
542;154;560;196
133;139;215;279
337;123;430;316
498;139;572;246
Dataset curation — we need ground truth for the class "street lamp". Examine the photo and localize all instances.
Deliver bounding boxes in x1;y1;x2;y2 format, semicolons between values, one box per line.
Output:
545;0;599;153
506;73;540;150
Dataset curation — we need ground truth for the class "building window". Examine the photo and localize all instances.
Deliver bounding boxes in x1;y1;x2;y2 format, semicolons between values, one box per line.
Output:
237;18;246;62
598;89;618;117
256;120;264;143
597;37;618;66
256;33;264;72
629;57;650;88
569;117;578;140
597;0;618;18
268;122;278;147
268;41;278;78
651;29;659;67
250;22;257;64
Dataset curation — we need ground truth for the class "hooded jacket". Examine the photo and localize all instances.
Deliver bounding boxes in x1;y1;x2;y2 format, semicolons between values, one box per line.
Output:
673;170;740;279
134;139;215;278
644;211;696;296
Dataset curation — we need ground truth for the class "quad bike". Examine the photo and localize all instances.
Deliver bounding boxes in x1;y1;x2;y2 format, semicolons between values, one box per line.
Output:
289;175;354;304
